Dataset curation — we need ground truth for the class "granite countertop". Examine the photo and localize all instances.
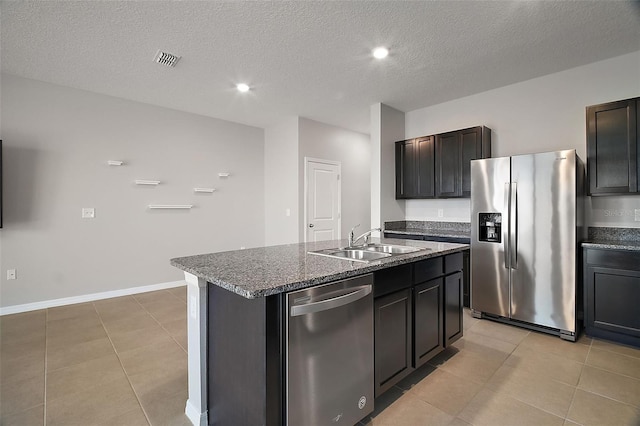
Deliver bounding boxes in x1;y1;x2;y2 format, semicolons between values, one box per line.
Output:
170;237;468;299
581;240;640;251
582;227;640;252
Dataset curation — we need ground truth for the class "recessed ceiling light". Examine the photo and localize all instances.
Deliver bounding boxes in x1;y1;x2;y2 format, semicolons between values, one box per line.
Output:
236;83;250;93
372;47;389;59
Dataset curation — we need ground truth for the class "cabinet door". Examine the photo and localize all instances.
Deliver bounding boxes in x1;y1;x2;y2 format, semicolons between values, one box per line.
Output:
462;250;470;308
435;131;461;197
585;264;640;343
444;272;463;346
396;139;416;198
587;99;638;195
414;279;443;368
416;136;435;198
461;127;482;198
374;289;412;397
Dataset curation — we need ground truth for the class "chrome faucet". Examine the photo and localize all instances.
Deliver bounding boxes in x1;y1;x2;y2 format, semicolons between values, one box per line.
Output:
348;224;382;248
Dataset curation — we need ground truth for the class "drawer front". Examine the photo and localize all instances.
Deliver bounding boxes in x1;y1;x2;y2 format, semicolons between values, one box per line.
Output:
445;252;464;274
414;257;443;283
374;264;412;298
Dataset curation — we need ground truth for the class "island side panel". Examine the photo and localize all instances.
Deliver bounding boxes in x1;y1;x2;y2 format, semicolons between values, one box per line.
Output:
207;283;283;425
184;272;209;426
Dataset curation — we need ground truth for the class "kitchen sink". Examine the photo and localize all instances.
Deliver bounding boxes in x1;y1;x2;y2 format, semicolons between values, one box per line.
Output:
362;244;423;254
308;244;428;263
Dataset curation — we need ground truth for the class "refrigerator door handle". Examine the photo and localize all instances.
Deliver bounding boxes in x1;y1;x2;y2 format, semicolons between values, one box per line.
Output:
510;182;518;269
504;182;511;269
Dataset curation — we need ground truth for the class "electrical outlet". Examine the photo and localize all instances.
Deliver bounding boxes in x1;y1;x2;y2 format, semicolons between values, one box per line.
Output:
7;269;16;280
635;209;640;222
438;209;444;218
82;208;95;219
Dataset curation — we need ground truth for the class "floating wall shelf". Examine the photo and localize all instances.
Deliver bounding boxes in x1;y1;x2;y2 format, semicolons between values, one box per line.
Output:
194;187;216;193
135;180;161;185
148;204;193;209
107;160;124;166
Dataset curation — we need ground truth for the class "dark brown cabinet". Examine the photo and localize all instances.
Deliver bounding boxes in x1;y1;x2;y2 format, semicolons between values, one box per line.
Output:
444;272;463;346
374;288;412;396
584;247;640;348
373;253;464;396
587;97;640;195
395;136;434;199
436;126;491;198
396;126;490;199
413;279;443;368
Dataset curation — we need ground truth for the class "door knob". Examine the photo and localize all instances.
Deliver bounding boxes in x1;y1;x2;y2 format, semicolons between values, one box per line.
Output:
309;224;314;228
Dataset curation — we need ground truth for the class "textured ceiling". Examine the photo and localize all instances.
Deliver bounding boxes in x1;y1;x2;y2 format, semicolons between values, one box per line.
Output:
2;1;639;134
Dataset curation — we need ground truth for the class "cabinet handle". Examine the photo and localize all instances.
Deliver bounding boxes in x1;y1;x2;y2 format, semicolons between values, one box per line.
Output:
308;224;314;228
290;286;371;316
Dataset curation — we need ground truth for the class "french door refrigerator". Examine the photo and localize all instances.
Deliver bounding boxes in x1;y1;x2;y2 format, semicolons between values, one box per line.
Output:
470;149;585;341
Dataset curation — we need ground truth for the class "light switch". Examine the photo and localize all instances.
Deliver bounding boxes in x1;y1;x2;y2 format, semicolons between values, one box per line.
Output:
82;208;95;219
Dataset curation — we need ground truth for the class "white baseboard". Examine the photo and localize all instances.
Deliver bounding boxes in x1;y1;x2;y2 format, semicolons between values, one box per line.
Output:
185;399;208;426
0;280;186;316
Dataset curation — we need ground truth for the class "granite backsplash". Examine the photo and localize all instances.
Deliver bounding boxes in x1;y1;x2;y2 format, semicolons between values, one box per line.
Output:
385;220;471;233
588;227;640;242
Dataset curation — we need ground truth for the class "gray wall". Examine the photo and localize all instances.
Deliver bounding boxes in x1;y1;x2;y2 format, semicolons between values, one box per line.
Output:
371;103;405;229
403;50;640;226
0;75;265;308
298;117;371;239
264;117;299;245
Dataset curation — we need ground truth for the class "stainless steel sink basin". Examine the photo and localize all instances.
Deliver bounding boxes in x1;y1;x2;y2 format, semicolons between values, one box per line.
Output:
308;244;428;263
324;249;391;261
362;244;423;254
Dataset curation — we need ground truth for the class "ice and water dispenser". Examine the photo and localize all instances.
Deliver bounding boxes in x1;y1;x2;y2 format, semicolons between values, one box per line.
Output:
478;213;502;243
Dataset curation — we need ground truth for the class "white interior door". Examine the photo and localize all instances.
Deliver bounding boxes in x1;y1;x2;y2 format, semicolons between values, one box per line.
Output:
305;158;341;243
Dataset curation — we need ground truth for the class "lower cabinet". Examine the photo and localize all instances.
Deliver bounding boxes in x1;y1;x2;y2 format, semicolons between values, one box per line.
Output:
584;247;640;347
373;252;464;397
414;279;443;368
445;271;463;346
374;289;412;397
384;232;470;309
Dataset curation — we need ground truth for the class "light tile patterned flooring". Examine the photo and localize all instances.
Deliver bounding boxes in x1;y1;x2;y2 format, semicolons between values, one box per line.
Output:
1;288;639;426
0;287;190;426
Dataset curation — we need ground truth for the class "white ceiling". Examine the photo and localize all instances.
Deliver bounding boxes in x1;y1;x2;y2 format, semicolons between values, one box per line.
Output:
2;1;639;134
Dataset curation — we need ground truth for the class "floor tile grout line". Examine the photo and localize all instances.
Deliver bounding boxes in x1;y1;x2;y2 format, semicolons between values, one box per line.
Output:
131;290;188;354
575;385;640;411
564;338;593;426
579;362;640;383
589;343;640;362
590;338;640;360
92;299;153;426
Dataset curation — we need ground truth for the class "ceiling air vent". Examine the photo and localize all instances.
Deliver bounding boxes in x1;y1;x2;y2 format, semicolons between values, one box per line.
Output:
154;50;181;67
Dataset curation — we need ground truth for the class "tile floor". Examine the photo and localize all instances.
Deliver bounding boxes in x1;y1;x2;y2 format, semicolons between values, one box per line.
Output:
0;287;190;426
361;310;640;426
1;289;640;426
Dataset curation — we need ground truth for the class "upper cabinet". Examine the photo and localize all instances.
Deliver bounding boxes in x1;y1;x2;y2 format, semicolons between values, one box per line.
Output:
587;97;639;196
395;136;435;199
397;126;491;199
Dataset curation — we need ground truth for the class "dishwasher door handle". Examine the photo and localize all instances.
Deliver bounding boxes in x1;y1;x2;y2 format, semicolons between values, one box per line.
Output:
290;285;372;317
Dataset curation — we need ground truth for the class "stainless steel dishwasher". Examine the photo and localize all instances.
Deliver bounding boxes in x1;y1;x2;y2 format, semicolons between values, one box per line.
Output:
286;274;374;425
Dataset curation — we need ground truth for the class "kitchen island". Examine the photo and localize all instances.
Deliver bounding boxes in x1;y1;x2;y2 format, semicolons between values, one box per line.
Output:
171;237;468;426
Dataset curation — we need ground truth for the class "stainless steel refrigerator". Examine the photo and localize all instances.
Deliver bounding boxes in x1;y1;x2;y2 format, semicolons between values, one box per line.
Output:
470;149;585;341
